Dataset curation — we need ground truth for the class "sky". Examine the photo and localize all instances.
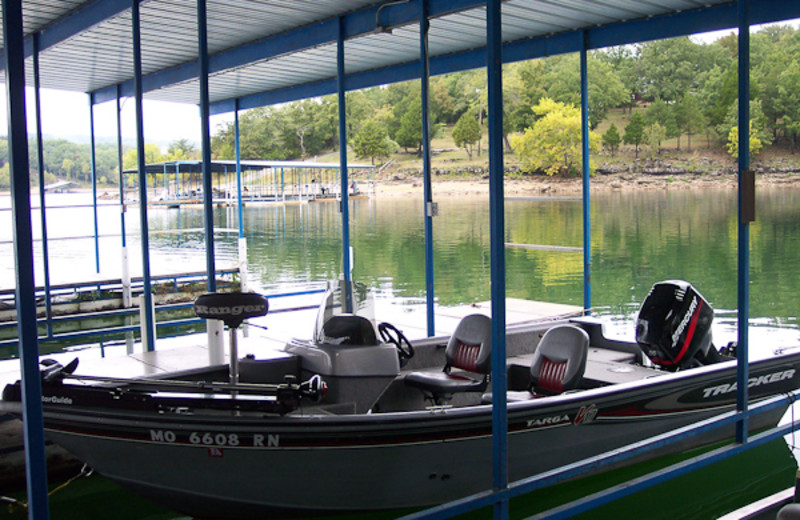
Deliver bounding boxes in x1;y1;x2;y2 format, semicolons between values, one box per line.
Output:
0;18;796;149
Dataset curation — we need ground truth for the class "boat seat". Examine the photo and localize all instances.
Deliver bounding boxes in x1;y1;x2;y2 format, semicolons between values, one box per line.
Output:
530;325;589;395
482;324;589;403
404;314;491;405
320;315;378;346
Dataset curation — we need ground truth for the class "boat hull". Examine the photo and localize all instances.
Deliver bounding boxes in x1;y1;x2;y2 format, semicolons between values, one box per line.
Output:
21;354;800;518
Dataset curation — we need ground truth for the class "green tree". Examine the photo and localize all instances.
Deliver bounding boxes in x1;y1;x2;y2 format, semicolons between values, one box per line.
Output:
351;120;395;165
602;123;621;156
511;98;600;177
123;143;163;170
776;66;800;151
623;112;646;158
644;122;666;157
452;112;482;160
543;53;628;128
395;95;423;154
645;98;679;147
166;139;199;160
674;94;706;151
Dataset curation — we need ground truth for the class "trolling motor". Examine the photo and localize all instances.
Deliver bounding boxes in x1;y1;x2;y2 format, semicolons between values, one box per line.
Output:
636;280;721;371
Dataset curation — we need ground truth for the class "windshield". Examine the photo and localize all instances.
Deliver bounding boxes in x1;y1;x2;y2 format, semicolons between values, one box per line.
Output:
313;280;376;344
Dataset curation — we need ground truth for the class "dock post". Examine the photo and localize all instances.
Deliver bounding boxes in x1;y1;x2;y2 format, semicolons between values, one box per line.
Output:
337;16;351;284
735;0;751;444
208;320;225;365
420;0;436;337
4;0;51;514
235;101;248;295
487;0;509;517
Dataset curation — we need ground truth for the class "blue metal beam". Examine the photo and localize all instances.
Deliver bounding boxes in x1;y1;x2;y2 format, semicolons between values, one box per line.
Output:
209;0;800;116
132;0;156;352
337;17;351;284
33;33;54;339
235;100;244;239
3;0;51;517
580;32;591;314
735;0;751;444
116;85;127;249
420;0;435;338
89;95;100;274
400;392;796;520
198;0;216;293
487;1;508;518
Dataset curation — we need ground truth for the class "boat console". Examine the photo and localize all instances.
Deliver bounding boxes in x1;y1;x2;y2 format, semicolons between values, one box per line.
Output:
284;282;401;414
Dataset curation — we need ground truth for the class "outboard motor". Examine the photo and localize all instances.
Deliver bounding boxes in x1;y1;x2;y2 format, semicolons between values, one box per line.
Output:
636;280;718;371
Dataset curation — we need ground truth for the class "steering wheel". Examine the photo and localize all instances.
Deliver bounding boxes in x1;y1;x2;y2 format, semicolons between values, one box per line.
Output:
378;322;414;363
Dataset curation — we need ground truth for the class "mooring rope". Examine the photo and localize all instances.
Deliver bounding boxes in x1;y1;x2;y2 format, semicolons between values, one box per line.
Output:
1;464;93;514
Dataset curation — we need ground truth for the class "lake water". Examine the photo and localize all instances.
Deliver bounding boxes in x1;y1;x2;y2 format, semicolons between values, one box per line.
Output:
1;186;800;518
3;186;797;355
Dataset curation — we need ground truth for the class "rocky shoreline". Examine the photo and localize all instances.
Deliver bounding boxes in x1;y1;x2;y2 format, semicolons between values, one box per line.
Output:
376;161;800;198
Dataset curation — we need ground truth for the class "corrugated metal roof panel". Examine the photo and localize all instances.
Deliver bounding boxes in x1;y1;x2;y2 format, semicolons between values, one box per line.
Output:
1;0;789;109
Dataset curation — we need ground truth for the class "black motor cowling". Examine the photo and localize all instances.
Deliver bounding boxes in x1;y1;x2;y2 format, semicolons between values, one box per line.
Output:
636;280;716;371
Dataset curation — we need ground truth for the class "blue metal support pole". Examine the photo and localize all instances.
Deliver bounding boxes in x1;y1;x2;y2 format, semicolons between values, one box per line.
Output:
337;16;351;282
487;0;508;518
132;0;156;352
420;0;436;337
580;32;591;314
89;94;100;273
33;33;53;339
116;85;127;249
235;100;244;239
198;0;216;292
3;1;51;517
736;0;751;444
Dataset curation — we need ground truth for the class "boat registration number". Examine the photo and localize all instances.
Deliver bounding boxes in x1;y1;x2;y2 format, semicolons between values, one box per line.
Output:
149;429;279;447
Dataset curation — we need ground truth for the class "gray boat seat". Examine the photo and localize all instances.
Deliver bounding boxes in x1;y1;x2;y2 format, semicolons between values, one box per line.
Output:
482;324;589;403
321;315;378;346
530;324;589;395
404;314;491;404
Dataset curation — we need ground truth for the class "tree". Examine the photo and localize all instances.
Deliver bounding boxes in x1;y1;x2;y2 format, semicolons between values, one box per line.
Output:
511;98;600;177
727;121;764;159
452;112;482;160
123;143;163;170
395;103;423;154
602;123;621;156
166;139;199;160
644;122;666;157
351;120;395;165
542;53;628;128
674;94;706;151
623;112;646;158
645;98;679;148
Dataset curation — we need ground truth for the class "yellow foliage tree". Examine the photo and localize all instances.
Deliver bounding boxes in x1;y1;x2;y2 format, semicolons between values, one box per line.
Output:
726;121;763;160
511;98;600;176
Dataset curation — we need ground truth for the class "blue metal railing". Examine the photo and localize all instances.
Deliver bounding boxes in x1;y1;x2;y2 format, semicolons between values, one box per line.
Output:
400;390;800;520
0;286;326;350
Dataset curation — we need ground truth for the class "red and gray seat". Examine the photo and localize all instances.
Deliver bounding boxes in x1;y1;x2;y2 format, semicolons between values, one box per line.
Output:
404;314;491;404
483;324;589;403
529;325;589;395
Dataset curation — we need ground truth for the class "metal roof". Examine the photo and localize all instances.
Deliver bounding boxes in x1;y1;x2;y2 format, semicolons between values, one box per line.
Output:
3;0;800;114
